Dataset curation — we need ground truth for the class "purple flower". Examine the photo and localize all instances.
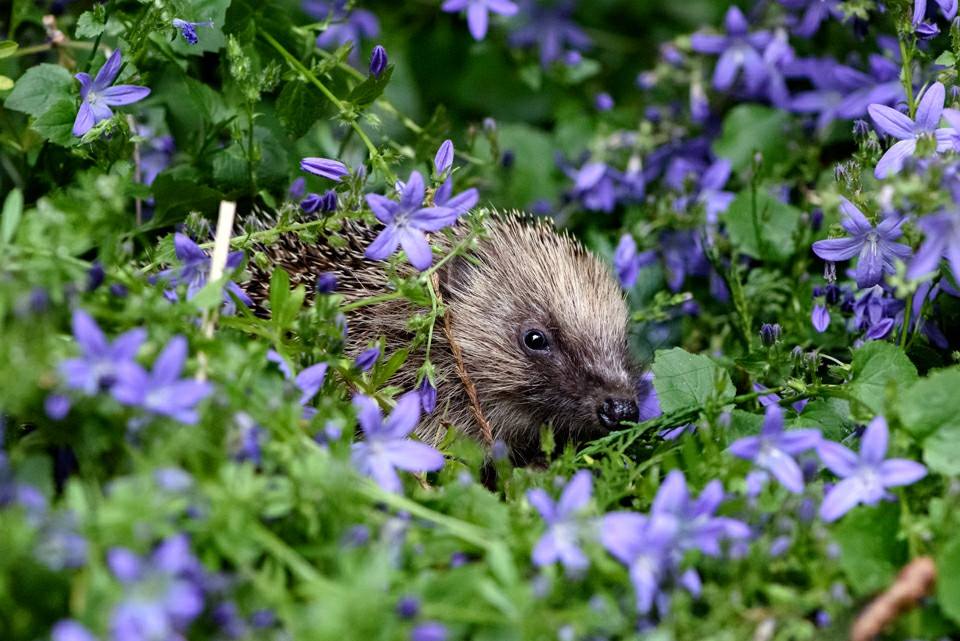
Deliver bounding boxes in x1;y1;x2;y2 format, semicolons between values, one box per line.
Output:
527;471;593;574
396;595;420;619
316;272;338;293
818;416;927;521
729;405;821;494
369;44;388;78
365;171;460;270
614;234;654;289
913;0;958;35
754;382;808;413
300;157;349;181
907;207;960;285
651;470;750;557
600;512;677;614
868;82;953;178
780;0;843;37
690;6;771;92
267;350;328;419
59;310;146;397
411;622;448;641
107;535;206;641
172;18;214;45
565;161;618;213
759;322;782;346
155;233;251;312
355;346;380;372
694;159;735;223
311;3;380;62
72;49;150;137
45;394;71;420
594;92;614;111
636;372;661;422
508;1;591;67
350;392;444;493
851;285;902;340
51;621;97;641
442;0;519;41
812;198;911;288
112;335;213;425
434;139;454;175
433;176;479;214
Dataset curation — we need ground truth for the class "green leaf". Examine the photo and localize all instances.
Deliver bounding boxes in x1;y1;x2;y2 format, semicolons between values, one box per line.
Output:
276;80;327;139
31;98;79;147
922;424;960;475
75;10;105;38
897;367;960;438
496;123;560;208
191;275;230;311
935;51;957;67
712;104;790;171
848;342;918;416
937;536;960;625
151;173;224;220
0;41;18;59
724;190;801;262
651;347;734;414
347;65;394;110
833;502;906;596
5;63;74;118
1;188;23;246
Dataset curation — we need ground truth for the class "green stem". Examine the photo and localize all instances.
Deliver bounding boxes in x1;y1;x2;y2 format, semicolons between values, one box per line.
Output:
899;38;916;118
339;290;406;313
900;289;913;349
259;31;397;184
84;0;115;73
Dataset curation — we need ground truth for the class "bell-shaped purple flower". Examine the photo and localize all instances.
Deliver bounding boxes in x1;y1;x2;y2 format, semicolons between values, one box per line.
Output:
812;198;911;288
72;49;150;137
155;233;251;312
369;44;388;78
868;82;954;178
729;405;821;494
59;310;146;397
527;471;593;574
906;206;960;285
818;416;927;522
350;392;444;493
300;157;349;181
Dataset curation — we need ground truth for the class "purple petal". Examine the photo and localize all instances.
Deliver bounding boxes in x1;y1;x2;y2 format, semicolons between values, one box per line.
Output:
365;193;401;223
652;470;688;516
819;477;864;522
878;459;927;486
354;445;402;493
575;163;606;190
75;72;92;98
817;440;859;477
94;48;123;88
914;0;928;24
107;547;144;582
778;429;822;454
728;435;761;460
295;362;328;404
838;198;872;235
908;237;947;280
527;488;556;522
398;228;433;271
51;621;97;641
868;104;915;139
761;404;785;437
812;304;830;332
942;107;960;130
487;0;519;16
531;531;558;566
173;233;207;263
724;6;749;34
383;439;444;472
444;187;478;214
765;450;805;493
600;512;646;564
365;226;401;261
856;239;885;288
300;157;348;181
441;0;469;10
71;309;108;355
701;159;732;191
352;394;383;436
712;48;742;91
915;82;945;131
72;101;95;137
859;415;889;465
629;560;660;614
813;237;864;262
557;470;593;517
382;391;421;439
874;139;917;179
401;171;426;210
690;33;728;54
466;2;489;40
109;328;148;361
151;335;187;386
408;206;460;232
101;84;151;106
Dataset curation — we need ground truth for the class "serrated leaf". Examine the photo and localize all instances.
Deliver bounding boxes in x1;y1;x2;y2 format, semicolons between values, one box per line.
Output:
5;63;74;117
75;11;105;38
724;190;801;262
31;98;79;147
833;502;906;596
651;347;734;414
848;342;918;416
1;188;23;246
346;65;394;110
276;80;326;138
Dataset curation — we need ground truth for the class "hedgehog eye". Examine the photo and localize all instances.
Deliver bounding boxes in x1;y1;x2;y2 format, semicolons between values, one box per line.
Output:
522;329;550;353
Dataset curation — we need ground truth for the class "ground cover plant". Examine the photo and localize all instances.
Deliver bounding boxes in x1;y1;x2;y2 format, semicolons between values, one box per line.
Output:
3;0;960;638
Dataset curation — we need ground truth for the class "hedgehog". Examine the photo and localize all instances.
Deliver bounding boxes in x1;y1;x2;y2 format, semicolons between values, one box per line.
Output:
245;213;643;464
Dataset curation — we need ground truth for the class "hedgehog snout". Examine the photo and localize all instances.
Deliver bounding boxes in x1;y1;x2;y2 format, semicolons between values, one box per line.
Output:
596;397;640;429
